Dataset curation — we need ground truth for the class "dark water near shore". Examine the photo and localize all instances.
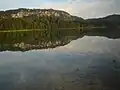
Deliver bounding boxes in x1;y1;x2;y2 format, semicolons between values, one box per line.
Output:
0;29;120;90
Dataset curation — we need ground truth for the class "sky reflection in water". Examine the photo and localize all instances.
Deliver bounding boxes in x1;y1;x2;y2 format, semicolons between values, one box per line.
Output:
0;36;120;90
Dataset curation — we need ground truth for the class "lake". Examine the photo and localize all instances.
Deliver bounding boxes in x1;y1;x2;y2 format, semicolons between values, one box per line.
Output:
0;29;120;90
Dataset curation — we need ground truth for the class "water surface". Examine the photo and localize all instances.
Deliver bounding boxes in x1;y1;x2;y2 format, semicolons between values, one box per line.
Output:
0;29;120;90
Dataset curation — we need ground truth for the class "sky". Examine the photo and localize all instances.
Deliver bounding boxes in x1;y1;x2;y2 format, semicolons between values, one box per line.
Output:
0;0;120;19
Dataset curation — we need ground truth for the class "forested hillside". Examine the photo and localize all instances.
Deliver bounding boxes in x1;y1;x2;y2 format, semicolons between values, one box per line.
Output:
0;8;120;30
0;8;83;30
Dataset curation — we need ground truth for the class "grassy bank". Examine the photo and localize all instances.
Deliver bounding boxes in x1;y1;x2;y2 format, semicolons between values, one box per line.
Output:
0;29;47;32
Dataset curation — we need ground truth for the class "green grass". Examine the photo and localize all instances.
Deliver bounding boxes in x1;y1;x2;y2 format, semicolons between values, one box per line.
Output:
0;29;47;32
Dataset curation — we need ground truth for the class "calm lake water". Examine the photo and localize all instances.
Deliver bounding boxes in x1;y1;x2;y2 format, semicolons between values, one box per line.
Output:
0;29;120;90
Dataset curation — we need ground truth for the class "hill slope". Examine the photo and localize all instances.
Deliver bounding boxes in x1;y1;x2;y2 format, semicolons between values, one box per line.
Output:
0;8;84;30
86;14;120;27
0;8;120;30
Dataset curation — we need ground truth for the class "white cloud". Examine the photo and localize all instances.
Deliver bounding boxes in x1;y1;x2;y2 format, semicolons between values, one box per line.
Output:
39;0;120;18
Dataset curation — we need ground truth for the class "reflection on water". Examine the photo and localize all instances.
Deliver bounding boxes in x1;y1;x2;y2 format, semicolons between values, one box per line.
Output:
55;36;120;54
0;28;120;51
0;29;120;90
0;30;81;51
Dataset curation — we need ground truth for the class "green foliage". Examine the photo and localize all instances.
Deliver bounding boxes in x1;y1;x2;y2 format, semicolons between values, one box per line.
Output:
1;8;119;30
0;8;83;30
86;14;120;28
0;16;80;30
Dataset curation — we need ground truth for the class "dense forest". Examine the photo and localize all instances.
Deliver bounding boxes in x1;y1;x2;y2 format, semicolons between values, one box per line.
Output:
86;14;120;28
0;8;120;30
0;16;81;30
0;8;82;30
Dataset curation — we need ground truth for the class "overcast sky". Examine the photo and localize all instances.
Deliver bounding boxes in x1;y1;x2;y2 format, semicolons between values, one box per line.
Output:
0;0;120;19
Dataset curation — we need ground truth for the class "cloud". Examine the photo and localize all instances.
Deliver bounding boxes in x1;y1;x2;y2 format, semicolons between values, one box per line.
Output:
39;0;120;18
65;0;120;18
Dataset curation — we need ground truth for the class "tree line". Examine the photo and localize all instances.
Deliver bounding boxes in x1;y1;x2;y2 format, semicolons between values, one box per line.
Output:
0;15;81;30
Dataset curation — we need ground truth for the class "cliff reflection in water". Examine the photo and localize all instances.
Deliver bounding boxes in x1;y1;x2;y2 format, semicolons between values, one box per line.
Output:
0;29;120;51
0;30;82;51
